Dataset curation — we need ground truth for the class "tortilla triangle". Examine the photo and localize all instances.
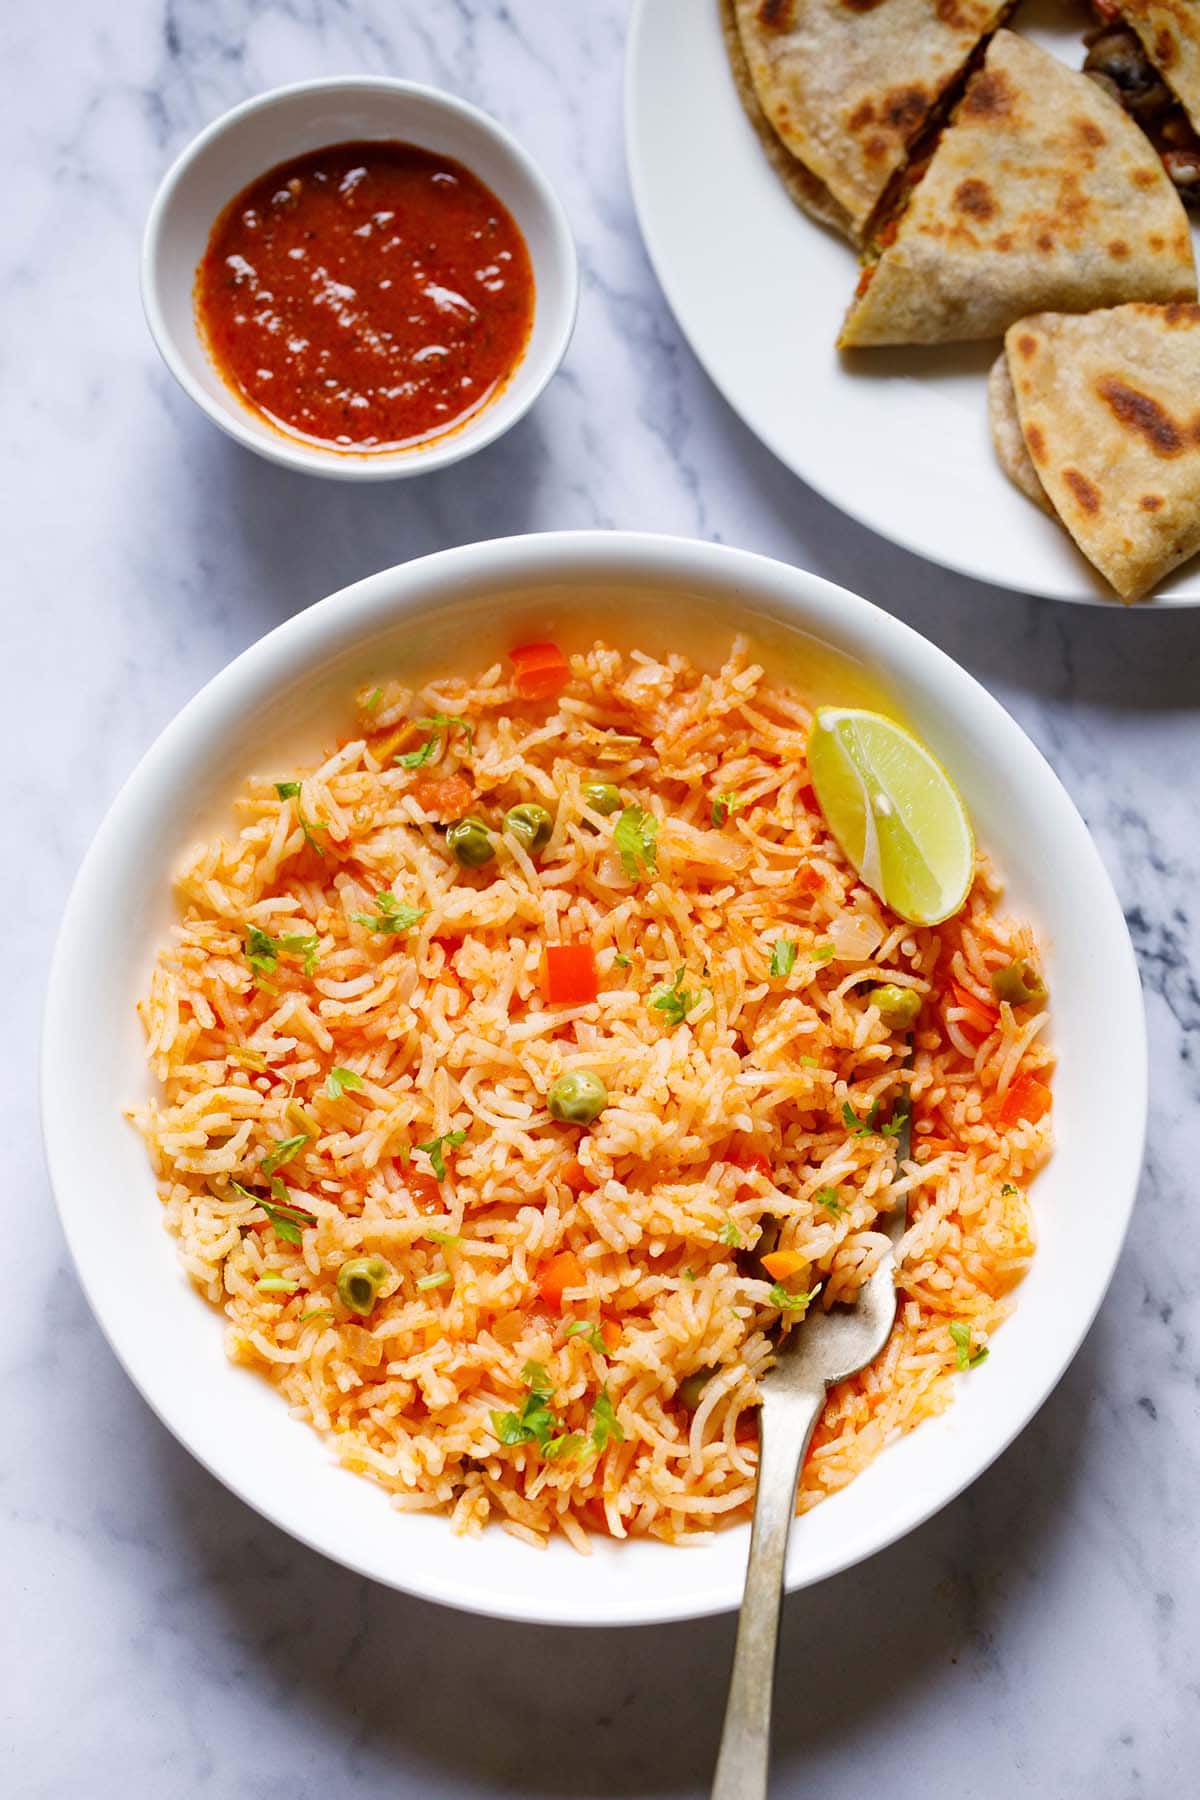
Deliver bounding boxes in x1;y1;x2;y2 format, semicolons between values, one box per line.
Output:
840;31;1196;347
1117;1;1200;134
994;301;1200;601
729;0;1011;241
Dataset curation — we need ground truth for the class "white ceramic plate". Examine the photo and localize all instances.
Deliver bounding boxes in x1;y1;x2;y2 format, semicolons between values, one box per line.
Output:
625;1;1200;606
42;533;1146;1625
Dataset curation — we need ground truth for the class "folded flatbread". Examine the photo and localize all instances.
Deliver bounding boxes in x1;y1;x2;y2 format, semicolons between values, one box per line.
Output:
839;31;1197;347
1116;1;1200;132
719;0;854;240
987;352;1052;513
727;0;1011;242
990;301;1200;601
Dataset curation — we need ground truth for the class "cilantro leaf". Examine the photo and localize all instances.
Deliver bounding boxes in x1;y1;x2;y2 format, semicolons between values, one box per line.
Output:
842;1098;882;1137
814;1187;843;1216
711;790;744;828
650;966;701;1029
275;781;301;800
414;1128;469;1182
591;1387;625;1452
365;687;383;713
261;1133;308;1177
564;1319;608;1355
541;1432;586;1461
279;933;320;977
770;939;798;978
326;1066;365;1098
613;805;658;881
614;952;631;969
416;1270;452;1291
232;1180;316;1246
491;1361;563;1452
425;1229;461;1247
298;1306;333;1323
353;891;425;935
244;925;280;980
811;943;835;964
769;1283;817;1315
718;1213;743;1248
1001;1182;1019;1197
396;713;474;770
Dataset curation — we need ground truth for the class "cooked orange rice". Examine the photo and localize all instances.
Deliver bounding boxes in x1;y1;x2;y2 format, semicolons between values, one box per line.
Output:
133;639;1052;1550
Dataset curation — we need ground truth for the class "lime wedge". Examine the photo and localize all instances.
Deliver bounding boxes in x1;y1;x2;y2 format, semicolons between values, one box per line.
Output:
806;708;974;925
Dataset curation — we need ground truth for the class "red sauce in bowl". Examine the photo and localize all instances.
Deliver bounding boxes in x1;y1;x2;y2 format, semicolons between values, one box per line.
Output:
195;140;535;454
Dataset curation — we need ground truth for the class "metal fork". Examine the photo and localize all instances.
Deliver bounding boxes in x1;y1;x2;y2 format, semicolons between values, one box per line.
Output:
711;1093;912;1800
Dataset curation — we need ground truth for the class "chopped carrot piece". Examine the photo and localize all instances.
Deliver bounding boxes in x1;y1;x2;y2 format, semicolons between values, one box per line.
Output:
411;773;474;819
948;980;999;1045
600;1317;621;1352
798;863;825;892
996;1074;1052;1130
537;1250;586;1311
762;1249;807;1281
541;944;598;1005
510;641;570;701
561;1159;594;1194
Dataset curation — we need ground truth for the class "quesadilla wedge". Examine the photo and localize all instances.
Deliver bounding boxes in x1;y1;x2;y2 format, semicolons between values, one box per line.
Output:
1083;5;1200;204
839;31;1197;348
727;0;1011;242
719;0;854;240
987;352;1052;514
991;301;1200;601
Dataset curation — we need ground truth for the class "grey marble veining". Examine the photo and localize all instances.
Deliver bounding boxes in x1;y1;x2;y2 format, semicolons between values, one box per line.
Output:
4;2;1199;1795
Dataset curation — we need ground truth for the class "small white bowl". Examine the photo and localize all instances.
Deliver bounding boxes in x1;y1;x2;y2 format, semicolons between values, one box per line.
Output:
141;78;578;479
42;533;1146;1627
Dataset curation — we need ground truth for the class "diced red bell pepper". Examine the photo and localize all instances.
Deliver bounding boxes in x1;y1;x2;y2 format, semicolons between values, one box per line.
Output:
510;641;570;701
996;1074;1052;1130
541;944;598;1005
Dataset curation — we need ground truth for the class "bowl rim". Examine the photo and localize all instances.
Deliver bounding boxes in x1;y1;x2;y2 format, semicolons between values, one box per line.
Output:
41;531;1148;1624
139;74;579;481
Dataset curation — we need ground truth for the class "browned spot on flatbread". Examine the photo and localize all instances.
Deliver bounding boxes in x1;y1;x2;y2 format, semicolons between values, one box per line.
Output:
1075;118;1106;150
1155;29;1176;68
882;86;930;134
1140;494;1165;512
1025;423;1046;464
995;232;1013;252
954;177;995;220
756;0;794;27
1164;302;1200;327
848;100;875;132
1036;232;1054;254
1097;378;1186;456
963;69;1014;121
864;134;889;161
1062;468;1101;515
1149;233;1165;252
842;0;887;11
1133;169;1159;191
1014;334;1038;360
1108;240;1129;260
935;0;970;24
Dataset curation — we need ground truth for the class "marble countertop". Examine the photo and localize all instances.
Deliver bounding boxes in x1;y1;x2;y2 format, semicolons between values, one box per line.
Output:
7;2;1199;1794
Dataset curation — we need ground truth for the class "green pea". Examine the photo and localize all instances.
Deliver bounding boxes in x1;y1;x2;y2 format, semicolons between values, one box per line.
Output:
990;959;1047;1007
547;1070;609;1125
504;802;554;855
336;1253;394;1318
447;816;495;868
678;1366;719;1411
583;782;621;817
869;984;922;1030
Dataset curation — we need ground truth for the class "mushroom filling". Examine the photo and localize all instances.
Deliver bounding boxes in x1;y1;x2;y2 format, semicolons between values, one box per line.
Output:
1084;18;1200;203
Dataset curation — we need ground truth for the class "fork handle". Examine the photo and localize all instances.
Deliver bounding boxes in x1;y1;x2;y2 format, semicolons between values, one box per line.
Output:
711;1384;826;1800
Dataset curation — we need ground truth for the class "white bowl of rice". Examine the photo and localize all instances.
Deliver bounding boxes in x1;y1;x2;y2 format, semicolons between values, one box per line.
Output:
42;533;1146;1626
